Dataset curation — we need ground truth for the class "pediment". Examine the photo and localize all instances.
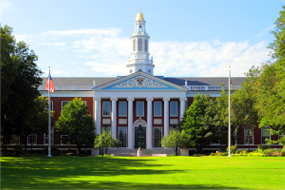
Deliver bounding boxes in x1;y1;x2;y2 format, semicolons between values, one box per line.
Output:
94;72;187;91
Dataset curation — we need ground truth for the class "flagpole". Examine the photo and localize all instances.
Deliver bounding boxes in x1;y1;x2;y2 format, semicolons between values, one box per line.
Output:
47;66;52;157
228;66;231;157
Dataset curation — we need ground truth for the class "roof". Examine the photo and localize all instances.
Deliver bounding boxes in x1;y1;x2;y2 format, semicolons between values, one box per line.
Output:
164;77;247;86
41;77;117;86
41;76;247;87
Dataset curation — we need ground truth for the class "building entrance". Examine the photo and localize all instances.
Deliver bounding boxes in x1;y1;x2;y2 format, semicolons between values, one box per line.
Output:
135;125;146;148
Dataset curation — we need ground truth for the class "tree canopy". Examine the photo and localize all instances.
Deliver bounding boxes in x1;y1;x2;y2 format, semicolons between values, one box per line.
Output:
56;98;95;152
180;94;219;153
94;129;120;156
1;25;43;143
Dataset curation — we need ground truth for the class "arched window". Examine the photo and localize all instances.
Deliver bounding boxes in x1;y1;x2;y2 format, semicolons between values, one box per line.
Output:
138;39;142;51
145;40;148;52
133;39;136;52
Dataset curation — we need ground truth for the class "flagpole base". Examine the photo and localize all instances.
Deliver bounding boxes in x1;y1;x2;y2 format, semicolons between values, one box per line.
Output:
228;155;231;157
47;155;52;157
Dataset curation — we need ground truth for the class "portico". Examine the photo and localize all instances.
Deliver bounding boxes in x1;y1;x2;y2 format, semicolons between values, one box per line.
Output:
93;72;187;149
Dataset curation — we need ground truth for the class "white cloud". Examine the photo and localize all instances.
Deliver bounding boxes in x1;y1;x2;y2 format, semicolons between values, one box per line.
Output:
15;28;270;77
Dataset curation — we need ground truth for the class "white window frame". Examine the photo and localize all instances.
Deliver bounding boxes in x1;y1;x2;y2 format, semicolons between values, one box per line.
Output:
154;101;162;117
153;127;162;147
60;135;69;145
244;127;254;145
118;127;128;147
261;127;271;144
136;101;144;117
44;129;54;145
102;101;111;116
170;101;178;116
61;101;70;110
10;135;20;145
119;101;127;117
27;133;37;145
138;39;142;51
145;39;148;52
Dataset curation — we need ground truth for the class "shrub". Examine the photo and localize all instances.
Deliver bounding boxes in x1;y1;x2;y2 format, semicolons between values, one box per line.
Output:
238;150;248;156
227;145;237;154
14;145;25;155
247;152;266;157
258;144;270;151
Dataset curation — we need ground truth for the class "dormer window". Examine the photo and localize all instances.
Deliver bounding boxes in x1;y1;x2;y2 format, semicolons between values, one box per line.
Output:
138;69;142;72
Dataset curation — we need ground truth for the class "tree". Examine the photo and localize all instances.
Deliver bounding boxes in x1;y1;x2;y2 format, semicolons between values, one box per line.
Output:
56;98;95;153
94;129;120;156
1;25;43;145
21;96;54;152
180;94;219;153
161;129;188;156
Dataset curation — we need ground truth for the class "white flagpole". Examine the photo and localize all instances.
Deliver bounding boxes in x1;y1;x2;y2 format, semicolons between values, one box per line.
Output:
47;66;52;157
228;66;231;157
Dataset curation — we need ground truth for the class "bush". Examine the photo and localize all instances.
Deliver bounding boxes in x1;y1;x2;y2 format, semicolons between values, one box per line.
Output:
168;154;177;157
14;145;25;155
227;145;237;154
258;144;270;150
238;150;248;156
247;152;266;157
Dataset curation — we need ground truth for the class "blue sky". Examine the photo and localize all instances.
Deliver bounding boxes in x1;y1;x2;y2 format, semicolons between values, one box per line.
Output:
1;0;284;77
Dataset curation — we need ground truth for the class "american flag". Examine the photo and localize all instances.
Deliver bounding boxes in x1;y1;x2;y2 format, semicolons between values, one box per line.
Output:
45;75;55;93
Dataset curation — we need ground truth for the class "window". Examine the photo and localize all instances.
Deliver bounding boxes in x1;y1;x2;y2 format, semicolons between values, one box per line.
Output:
119;101;127;116
61;101;70;110
10;135;20;145
136;101;144;116
138;39;142;51
45;101;53;110
60;135;69;145
153;127;162;147
244;128;254;145
44;129;54;145
102;126;111;134
27;134;37;145
145;40;148;52
102;101;111;116
262;127;271;144
154;101;162;116
118;127;127;147
133;39;136;52
170;101;178;116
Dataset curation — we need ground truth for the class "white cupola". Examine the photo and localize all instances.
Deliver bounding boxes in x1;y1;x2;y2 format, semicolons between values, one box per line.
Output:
126;11;154;75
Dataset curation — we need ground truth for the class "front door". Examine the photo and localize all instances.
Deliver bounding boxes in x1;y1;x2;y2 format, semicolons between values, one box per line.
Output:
135;126;146;148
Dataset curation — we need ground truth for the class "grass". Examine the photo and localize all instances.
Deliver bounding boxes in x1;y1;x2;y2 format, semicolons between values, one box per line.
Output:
1;156;285;189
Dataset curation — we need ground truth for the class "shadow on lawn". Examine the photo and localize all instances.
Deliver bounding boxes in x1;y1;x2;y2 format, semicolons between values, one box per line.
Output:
1;156;244;189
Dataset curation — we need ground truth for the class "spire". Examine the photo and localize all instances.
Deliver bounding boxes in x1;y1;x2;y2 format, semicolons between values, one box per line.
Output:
126;11;155;75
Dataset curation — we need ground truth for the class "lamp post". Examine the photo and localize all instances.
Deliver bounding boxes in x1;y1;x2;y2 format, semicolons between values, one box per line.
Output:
228;66;231;157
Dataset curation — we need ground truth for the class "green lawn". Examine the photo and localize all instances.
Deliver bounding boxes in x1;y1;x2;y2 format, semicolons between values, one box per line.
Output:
1;156;284;189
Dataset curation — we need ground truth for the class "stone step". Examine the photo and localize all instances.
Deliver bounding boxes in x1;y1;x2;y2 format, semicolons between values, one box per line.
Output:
106;148;175;156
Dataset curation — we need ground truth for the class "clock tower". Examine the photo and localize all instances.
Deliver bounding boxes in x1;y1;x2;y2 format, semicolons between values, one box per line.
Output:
127;11;154;75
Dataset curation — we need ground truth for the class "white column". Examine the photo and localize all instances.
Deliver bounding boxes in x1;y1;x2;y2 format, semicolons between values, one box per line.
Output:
163;98;170;137
146;98;153;149
128;98;134;149
111;98;117;139
95;98;101;135
180;98;187;120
